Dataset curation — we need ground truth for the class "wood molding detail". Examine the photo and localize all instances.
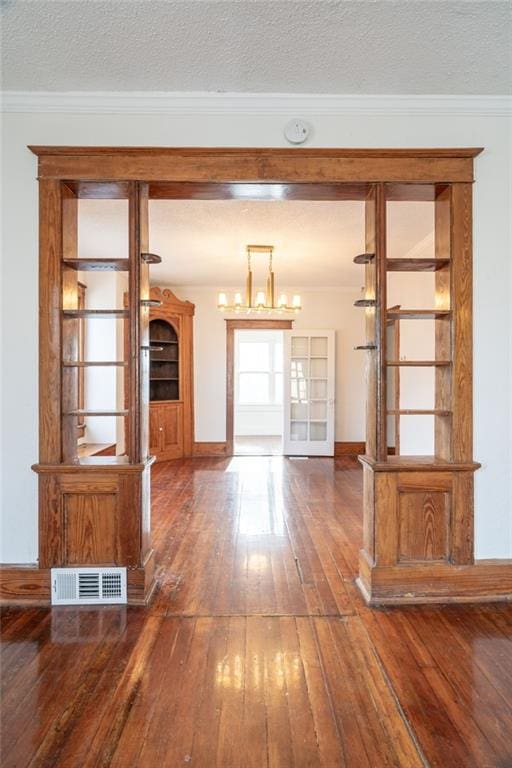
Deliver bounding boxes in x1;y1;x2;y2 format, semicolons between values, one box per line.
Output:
193;442;228;457
225;318;294;457
0;567;51;605
357;554;512;605
334;441;366;456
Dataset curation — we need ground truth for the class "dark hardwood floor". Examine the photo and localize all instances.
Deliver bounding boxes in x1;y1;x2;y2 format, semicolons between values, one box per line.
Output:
1;456;511;767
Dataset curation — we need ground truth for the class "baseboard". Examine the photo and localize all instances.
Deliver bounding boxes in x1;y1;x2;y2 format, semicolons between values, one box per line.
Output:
0;565;51;605
127;549;157;606
193;441;228;457
1;553;158;607
334;441;366;456
358;552;512;605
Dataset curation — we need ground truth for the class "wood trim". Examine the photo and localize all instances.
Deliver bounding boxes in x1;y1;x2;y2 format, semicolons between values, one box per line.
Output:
0;566;51;605
358;554;512;605
29;147;482;184
0;556;156;606
39;179;63;463
193;442;228;457
225;318;294;456
334;441;366;456
29;147;485;158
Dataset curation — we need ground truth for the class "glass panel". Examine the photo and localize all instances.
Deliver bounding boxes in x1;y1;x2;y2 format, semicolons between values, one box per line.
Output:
291;402;308;420
291;336;308;357
291;421;308;441
310;422;327;441
291;378;308;401
291;358;309;378
239;372;270;404
310;401;327;420
310;337;328;357
239;341;270;372
310;358;327;378
310;379;327;399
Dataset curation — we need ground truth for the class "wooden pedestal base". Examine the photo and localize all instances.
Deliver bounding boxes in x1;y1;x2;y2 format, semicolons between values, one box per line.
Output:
356;455;496;605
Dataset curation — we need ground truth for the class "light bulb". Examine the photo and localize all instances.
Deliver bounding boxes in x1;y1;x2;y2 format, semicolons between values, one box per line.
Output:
218;292;227;308
292;294;301;309
278;293;288;308
256;291;265;307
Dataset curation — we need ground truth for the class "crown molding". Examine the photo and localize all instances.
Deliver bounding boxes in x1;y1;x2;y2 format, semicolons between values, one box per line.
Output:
2;91;511;116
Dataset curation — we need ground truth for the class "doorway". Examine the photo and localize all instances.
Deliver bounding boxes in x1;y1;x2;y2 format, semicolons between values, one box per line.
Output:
234;328;284;456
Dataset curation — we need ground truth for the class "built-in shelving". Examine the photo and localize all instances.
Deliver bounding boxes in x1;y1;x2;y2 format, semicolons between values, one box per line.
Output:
386;360;451;367
386;258;450;272
63;360;128;367
354;299;376;308
63;309;129;319
386;309;451;320
387;409;451;417
63;258;129;271
64;409;129;417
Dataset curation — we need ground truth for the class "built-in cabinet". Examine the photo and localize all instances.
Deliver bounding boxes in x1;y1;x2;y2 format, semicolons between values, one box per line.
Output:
149;287;194;461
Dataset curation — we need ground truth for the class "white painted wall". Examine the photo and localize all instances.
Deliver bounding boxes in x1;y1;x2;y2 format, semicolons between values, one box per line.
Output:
1;98;510;561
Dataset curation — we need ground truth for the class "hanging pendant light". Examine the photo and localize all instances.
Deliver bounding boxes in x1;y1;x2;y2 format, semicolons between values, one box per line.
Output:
217;245;301;314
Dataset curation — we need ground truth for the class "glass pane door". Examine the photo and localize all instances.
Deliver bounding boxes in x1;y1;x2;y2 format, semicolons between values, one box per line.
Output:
283;330;335;456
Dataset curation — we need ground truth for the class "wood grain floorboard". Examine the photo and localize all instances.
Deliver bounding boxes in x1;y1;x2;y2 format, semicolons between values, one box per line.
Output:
1;456;511;767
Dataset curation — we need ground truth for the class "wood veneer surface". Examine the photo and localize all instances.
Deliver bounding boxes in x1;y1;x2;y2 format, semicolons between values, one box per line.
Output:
2;457;511;767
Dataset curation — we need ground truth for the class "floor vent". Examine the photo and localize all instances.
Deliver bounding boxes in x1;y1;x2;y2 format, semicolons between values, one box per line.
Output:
51;568;127;605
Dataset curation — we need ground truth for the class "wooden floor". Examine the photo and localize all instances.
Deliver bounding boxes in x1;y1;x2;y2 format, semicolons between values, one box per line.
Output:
1;456;511;767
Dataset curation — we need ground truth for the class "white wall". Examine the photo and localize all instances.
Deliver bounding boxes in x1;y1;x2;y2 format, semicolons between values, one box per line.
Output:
1;98;510;561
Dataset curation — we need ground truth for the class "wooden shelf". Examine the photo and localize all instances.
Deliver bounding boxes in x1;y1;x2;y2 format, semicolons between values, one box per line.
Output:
354;299;376;308
151;359;177;363
149;339;178;345
63;360;127;367
78;455;130;466
150;377;178;381
387;409;451;416
353;253;375;264
386;360;451;367
386;258;450;272
64;409;128;417
63;309;129;319
63;259;129;271
386;309;451;320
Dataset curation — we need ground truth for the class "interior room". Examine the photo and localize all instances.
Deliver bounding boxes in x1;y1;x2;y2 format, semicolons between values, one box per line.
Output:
1;2;511;767
74;195;439;464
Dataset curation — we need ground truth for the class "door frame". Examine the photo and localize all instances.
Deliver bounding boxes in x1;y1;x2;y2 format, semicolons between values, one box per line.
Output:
17;145;499;608
225;318;293;456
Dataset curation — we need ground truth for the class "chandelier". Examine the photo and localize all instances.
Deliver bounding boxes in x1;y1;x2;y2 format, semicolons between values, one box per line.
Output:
217;245;302;314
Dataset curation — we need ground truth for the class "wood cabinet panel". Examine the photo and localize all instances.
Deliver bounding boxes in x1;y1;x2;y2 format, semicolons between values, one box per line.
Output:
64;492;118;565
398;491;450;563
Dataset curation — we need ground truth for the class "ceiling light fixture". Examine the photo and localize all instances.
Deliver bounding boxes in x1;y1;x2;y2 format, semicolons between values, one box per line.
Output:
217;245;301;314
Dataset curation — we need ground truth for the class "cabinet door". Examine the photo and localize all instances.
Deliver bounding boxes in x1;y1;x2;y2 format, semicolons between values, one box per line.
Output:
160;403;183;460
149;405;162;457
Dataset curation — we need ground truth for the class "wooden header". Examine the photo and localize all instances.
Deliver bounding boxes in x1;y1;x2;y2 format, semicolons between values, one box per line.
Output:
28;146;484;185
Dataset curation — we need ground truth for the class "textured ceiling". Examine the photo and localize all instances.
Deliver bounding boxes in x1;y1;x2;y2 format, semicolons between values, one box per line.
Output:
77;199;434;288
1;1;510;94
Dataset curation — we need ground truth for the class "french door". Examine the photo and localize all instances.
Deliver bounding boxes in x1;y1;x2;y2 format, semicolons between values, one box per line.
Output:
283;330;335;456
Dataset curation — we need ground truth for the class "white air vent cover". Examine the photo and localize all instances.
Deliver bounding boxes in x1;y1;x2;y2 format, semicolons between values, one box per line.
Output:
51;568;127;605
